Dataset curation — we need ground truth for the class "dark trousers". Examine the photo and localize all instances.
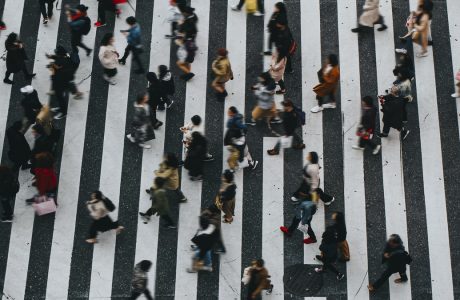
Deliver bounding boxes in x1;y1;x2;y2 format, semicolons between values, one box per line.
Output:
287;216;316;240
171;21;178;36
317;92;336;106
237;0;264;13
103;68;117;78
278;79;286;91
215;229;226;252
39;0;54;19
98;1;116;24
273;130;303;152
88;216;119;239
130;289;153;300
120;44;144;71
5;64;31;80
322;259;340;275
71;33;91;54
316;188;333;203
359;137;377;150
373;267;408;289
144;208;175;227
0;196;13;218
286;55;292;72
267;33;275;51
158;95;172;109
54;81;76;114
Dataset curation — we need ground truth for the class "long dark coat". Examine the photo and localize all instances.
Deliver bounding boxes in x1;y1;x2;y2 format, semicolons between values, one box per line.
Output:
6;126;31;165
5;40;27;73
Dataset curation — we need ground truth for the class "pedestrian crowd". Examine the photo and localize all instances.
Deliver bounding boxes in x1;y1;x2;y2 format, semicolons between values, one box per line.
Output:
3;0;454;298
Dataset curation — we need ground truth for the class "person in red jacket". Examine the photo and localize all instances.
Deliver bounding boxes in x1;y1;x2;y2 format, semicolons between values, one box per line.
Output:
26;152;57;204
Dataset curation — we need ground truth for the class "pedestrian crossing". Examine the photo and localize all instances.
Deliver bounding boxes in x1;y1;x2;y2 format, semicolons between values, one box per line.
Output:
0;0;460;299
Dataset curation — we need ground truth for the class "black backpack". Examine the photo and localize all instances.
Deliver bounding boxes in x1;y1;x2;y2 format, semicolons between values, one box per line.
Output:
293;105;306;126
81;16;91;35
102;197;116;212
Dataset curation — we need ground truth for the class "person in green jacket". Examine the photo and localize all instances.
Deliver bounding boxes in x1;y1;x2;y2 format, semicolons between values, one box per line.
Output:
139;177;176;229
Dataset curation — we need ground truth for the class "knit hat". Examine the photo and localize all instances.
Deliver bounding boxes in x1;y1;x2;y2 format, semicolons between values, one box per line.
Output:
20;85;34;94
217;48;228;57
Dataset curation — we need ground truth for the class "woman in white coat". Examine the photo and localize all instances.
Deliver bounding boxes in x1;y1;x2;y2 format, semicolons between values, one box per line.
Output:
98;33;119;85
351;0;387;33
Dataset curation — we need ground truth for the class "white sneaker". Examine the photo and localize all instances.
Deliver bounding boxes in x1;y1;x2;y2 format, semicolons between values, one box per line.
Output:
253;11;264;16
395;48;407;54
322;103;336;109
416;51;428;58
103;74;117;85
231;5;240;11
324;197;335;206
50;107;60;112
126;134;136;143
352;145;364;150
372;144;381;155
310;106;323;113
139;143;151;149
452;93;460;98
201;266;213;272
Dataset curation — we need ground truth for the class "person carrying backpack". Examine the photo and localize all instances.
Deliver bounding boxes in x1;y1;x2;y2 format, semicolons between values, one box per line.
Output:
267;99;305;155
66;4;92;57
368;234;411;292
85;190;124;244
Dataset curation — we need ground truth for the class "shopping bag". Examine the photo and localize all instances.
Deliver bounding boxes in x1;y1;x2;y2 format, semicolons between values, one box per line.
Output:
297;223;309;234
241;267;252;285
246;0;257;13
456;69;460;81
280;136;293;149
33;196;57;216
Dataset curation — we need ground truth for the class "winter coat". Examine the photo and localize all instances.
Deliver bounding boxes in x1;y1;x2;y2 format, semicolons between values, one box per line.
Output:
274;27;293;54
87;198;109;220
21;90;42;122
33;167;57;195
131;262;148;293
224;114;247;146
191;224;217;257
184;134;207;169
5;40;27;73
32;134;54;156
0;169;19;198
381;94;405;130
295;200;316;224
332;221;347;242
6;127;31;164
359;0;380;27
313;65;340;97
253;82;276;110
360;106;377;132
159;71;175;96
126;24;142;47
179;13;198;40
212;56;233;83
319;227;338;263
267;11;288;33
150;188;169;216
382;243;411;272
132;104;150;128
98;45;119;69
147;80;162;108
154;162;179;190
269;54;286;82
247;267;271;299
302;162;320;191
68;14;88;35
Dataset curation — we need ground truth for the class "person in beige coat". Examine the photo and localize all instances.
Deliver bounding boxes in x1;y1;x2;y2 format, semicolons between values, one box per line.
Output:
86;191;124;244
147;153;187;203
98;32;119;85
269;48;287;94
351;0;387;33
211;48;233;101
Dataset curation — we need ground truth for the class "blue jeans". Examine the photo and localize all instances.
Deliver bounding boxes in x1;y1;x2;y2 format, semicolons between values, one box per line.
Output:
195;249;212;266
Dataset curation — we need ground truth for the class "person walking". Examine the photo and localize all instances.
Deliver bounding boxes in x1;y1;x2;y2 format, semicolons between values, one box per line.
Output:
6;121;32;170
95;0;119;28
352;96;381;155
39;0;56;25
30;124;55;160
246;72;281;126
139;177;176;228
269;48;287;94
98;33;119;85
396;3;430;58
314;225;345;280
86;191;124;243
25;152;58;204
280;197;317;244
267;99;305;155
158;65;175;110
211;48;233;101
263;2;287;55
368;234;412;292
273;20;294;74
119;16;144;74
393;51;414;82
332;212;350;262
146;72;164;129
146;153;187;202
178;6;199;40
214;170;237;224
165;0;185;39
3;33;35;84
175;36;197;81
0;166;19;222
130;260;153;300
127;94;155;149
291;151;335;205
351;0;387;33
184;131;208;181
187;216;217;272
231;0;264;17
201;204;226;253
19;85;42;132
377;86;410;140
66;4;92;56
180;115;213;161
311;54;340;113
245;259;274;299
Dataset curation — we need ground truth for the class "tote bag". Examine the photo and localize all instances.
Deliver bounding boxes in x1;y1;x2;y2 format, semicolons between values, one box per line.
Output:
33;195;57;216
280;136;293;149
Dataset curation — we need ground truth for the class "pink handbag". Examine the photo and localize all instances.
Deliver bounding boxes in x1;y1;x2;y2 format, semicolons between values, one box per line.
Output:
455;70;460;82
32;196;57;216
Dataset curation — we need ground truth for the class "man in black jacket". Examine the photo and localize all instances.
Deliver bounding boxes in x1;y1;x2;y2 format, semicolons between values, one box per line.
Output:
146;72;163;129
377;86;410;140
6;121;31;170
267;99;305;155
178;6;198;41
20;85;42;132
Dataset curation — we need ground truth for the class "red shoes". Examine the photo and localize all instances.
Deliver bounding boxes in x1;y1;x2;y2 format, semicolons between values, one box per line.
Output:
303;237;317;244
94;21;106;28
280;226;292;237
